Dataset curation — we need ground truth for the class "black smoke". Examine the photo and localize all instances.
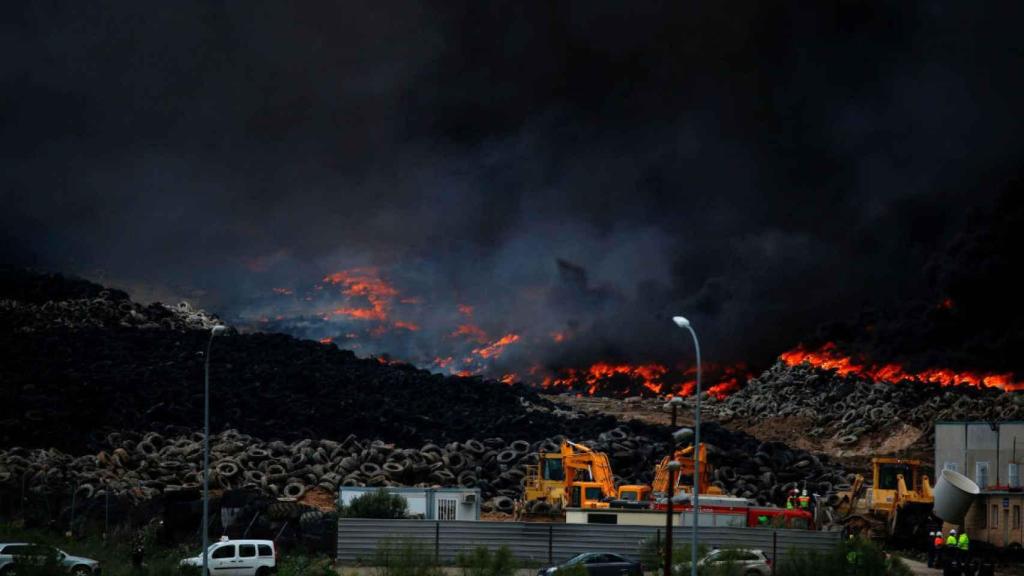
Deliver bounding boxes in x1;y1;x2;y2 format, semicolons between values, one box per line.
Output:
2;1;1023;377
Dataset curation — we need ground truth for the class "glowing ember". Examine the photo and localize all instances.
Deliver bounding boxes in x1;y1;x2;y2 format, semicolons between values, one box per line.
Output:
551;331;567;343
434;356;454;369
781;342;1023;391
393;321;419;331
472;333;520;359
457;304;474;316
500;374;517;385
318;337;333;344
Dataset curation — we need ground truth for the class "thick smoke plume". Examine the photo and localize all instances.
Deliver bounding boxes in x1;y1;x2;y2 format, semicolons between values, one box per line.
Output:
2;1;1024;382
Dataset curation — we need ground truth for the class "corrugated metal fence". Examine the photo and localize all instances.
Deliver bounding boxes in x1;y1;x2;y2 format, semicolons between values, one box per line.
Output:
337;518;842;566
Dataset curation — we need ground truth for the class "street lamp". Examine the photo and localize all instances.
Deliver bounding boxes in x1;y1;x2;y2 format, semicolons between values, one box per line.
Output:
662;396;685;576
672;316;701;576
202;325;228;575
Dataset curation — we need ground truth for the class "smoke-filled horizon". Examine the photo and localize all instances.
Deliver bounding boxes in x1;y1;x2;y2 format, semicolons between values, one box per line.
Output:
3;1;1024;383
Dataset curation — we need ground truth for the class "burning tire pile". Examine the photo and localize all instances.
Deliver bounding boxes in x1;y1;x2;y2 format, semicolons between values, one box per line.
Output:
0;269;850;519
709;361;1023;446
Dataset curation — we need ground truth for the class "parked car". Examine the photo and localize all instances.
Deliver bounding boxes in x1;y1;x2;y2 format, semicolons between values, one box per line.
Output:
674;548;771;576
0;543;101;575
180;539;276;576
538;552;642;576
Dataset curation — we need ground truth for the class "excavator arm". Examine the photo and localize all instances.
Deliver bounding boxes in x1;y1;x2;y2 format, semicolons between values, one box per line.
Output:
561;440;616;497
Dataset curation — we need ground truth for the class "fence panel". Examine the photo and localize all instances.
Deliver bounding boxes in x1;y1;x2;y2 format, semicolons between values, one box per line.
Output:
337;518;842;566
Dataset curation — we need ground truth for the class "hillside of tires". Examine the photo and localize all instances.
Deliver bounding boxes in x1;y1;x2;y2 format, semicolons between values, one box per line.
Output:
0;269;852;525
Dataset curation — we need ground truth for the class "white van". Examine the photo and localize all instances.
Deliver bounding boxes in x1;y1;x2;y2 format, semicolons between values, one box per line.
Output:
180;539;276;576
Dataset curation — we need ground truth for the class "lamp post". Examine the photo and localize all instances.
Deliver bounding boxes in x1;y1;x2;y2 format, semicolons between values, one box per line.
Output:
672;316;701;576
202;325;227;575
662;396;684;576
663;460;681;576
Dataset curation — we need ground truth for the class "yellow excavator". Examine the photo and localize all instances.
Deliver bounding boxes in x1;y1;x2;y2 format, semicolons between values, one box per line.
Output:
834;457;935;542
651;443;723;497
523;439;651;512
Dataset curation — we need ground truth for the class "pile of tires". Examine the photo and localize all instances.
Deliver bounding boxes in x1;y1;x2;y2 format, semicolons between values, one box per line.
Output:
707;361;1020;447
0;420;850;510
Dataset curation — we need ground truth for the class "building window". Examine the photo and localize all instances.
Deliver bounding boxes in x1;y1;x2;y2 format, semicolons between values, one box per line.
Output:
976;462;990;488
992;504;999;528
1014;505;1021;529
943;462;959;474
438;498;457;520
1010;463;1020;488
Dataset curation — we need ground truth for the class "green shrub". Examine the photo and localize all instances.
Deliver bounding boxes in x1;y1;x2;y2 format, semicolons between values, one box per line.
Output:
374;540;444;576
277;554;337;576
777;537;913;576
456;545;517;576
342;489;409;519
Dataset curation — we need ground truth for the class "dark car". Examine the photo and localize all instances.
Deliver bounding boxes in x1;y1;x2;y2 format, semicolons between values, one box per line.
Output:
538;553;642;576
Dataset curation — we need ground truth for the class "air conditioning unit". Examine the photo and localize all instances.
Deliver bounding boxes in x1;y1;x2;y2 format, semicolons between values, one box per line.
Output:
462;493;478;505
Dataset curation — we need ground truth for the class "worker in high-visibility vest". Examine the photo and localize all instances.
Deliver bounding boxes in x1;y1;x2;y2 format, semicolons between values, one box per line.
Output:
957;530;970;562
798;489;810;509
946;529;958;547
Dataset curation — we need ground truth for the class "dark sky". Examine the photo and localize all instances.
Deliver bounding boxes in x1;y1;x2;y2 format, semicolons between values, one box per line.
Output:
2;1;1023;375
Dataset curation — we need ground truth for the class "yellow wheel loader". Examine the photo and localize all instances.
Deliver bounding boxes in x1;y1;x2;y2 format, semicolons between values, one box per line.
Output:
834;457;935;542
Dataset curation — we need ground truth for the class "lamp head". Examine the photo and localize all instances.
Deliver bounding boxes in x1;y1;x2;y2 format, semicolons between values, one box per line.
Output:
667;460;682;472
211;325;228;336
672;427;694;445
672;316;690;328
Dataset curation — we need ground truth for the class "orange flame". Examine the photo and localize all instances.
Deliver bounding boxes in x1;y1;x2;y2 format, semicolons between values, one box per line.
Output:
780;342;1023;391
542;362;751;398
393;321;419;331
319;337;333;344
500;374;517;385
472;333;520;359
451;324;488;343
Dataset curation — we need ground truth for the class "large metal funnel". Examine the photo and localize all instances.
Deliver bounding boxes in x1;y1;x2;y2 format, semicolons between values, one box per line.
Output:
933;469;980;523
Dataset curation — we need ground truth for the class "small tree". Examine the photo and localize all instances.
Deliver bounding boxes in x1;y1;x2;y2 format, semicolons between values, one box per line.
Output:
342;489;409;519
456;545;517;576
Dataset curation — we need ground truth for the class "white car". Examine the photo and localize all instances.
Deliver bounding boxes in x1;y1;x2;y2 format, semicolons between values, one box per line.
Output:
0;542;101;575
180;539;276;576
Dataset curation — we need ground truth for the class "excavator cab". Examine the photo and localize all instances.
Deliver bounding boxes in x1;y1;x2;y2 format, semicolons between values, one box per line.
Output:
569;482;609;508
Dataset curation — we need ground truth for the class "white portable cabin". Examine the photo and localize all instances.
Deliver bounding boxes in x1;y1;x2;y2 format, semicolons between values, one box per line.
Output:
338;487;480;521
